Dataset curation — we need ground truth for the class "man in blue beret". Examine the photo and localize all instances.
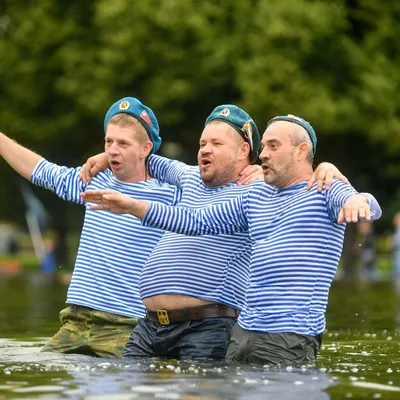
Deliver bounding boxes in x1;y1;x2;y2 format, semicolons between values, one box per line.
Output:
81;104;264;360
81;108;348;361
0;97;182;357
93;113;381;366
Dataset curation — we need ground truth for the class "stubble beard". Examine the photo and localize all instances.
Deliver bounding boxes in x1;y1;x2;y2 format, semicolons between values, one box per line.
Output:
264;163;292;188
201;163;237;187
263;170;276;185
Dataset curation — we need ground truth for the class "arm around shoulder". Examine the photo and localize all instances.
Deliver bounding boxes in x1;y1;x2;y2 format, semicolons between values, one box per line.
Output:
147;154;192;187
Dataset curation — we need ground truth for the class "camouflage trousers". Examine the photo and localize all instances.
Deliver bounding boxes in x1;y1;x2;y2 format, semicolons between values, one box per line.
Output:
40;305;138;358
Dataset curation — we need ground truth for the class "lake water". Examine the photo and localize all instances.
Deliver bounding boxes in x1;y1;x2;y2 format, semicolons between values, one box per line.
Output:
1;275;399;399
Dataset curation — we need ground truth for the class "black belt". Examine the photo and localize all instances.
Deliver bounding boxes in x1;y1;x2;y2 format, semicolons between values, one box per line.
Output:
146;303;240;325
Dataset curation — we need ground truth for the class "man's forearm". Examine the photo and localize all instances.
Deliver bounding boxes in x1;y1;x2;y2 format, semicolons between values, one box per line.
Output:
129;199;151;220
0;132;43;180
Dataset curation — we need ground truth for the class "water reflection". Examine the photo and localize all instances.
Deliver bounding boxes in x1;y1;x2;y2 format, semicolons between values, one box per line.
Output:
1;277;400;399
0;273;66;338
1;338;333;400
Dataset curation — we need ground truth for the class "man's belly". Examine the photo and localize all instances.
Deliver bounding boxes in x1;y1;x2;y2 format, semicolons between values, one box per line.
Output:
143;294;215;311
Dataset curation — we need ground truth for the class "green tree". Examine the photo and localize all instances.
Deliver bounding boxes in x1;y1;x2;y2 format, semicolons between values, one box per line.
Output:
0;0;399;274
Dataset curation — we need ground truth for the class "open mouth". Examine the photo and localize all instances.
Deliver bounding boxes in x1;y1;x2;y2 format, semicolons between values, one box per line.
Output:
201;159;212;167
262;165;271;173
110;161;121;169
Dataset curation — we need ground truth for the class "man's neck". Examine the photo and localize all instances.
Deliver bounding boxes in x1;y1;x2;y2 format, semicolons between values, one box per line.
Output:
275;166;313;190
276;176;311;189
116;166;150;183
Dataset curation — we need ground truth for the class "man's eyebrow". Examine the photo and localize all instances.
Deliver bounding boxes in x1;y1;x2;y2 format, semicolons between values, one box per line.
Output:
261;138;280;145
201;138;223;143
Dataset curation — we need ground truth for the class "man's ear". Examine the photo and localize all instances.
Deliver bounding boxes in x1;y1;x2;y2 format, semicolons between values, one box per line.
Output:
142;141;153;159
297;142;309;161
239;142;251;161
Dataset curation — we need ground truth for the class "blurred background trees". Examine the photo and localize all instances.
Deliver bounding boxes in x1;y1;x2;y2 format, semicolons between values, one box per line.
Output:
0;0;399;277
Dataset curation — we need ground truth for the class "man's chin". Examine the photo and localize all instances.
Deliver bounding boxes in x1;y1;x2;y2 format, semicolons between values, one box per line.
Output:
200;170;211;181
200;172;217;186
263;173;275;185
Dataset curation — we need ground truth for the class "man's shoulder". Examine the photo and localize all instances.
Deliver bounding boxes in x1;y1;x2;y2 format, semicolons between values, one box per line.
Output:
204;179;266;197
176;166;203;189
145;179;178;191
180;165;201;179
249;179;267;188
247;180;274;195
87;169;113;186
312;178;357;197
88;171;177;193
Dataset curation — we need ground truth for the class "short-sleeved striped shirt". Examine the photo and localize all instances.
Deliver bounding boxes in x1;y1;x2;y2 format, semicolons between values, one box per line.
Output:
31;159;181;318
143;179;382;335
141;155;264;310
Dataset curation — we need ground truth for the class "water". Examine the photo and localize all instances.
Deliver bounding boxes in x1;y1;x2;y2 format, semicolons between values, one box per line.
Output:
1;275;400;399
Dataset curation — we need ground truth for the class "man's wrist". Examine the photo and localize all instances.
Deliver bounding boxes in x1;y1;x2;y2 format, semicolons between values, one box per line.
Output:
360;192;372;207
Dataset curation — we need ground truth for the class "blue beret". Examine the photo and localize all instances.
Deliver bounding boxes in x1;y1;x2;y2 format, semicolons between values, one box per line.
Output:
266;114;317;154
104;97;161;153
205;105;260;163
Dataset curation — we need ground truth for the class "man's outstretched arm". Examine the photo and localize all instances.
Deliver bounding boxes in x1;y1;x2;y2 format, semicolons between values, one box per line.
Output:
81;189;248;236
1;131;86;204
0;132;43;180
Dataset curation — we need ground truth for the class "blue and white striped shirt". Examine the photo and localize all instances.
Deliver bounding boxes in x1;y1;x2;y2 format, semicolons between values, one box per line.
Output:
142;155;264;310
143;179;382;335
31;159;181;318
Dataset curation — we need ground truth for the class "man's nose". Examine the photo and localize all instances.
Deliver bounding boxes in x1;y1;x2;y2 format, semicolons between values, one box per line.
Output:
200;144;212;154
259;148;269;160
108;143;119;154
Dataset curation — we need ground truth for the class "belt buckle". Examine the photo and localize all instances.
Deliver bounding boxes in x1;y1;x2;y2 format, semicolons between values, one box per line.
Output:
156;309;170;325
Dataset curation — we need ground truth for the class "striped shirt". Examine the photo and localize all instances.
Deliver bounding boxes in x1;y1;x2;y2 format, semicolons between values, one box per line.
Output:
143;179;382;335
31;159;181;318
142;155;264;310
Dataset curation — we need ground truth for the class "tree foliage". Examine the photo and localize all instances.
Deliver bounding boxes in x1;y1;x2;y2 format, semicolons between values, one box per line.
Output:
0;0;399;237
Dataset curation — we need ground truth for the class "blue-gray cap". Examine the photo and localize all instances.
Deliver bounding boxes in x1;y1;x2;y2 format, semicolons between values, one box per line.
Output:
104;97;161;153
266;114;317;154
205;104;260;163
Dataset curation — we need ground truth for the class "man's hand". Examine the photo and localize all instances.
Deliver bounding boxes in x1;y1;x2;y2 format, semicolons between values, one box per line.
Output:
80;189;150;219
79;153;109;184
81;189;134;213
307;162;349;192
337;194;371;224
237;164;263;185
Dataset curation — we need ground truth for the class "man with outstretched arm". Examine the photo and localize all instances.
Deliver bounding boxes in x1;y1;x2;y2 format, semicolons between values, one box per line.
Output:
0;97;182;357
82;110;354;362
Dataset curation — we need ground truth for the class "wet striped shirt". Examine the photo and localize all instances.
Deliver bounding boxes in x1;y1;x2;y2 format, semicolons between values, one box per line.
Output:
141;155;264;310
31;159;181;318
143;179;382;335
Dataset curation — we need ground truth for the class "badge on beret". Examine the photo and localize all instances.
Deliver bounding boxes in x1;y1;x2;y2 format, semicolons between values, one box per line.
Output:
119;100;130;110
140;110;152;126
219;108;230;117
241;121;254;151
